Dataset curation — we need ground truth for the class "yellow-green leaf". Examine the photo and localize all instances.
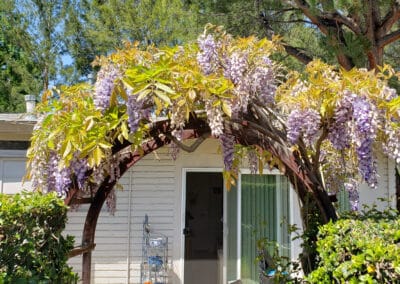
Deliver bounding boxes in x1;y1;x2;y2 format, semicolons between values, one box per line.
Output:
177;99;186;107
99;142;113;150
81;141;97;155
155;82;176;94
153;96;163;115
188;89;196;101
62;140;73;159
222;101;232;117
212;100;221;107
121;122;129;140
93;146;103;166
154;90;171;104
137;88;152;101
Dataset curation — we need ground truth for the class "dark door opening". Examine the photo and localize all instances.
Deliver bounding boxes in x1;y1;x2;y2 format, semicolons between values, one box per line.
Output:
184;172;223;284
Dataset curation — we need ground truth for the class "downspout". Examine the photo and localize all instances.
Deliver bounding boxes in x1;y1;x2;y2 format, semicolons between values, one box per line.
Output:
126;170;133;283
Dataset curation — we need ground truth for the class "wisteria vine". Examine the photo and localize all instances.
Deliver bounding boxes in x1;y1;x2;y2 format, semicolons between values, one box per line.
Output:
26;26;400;216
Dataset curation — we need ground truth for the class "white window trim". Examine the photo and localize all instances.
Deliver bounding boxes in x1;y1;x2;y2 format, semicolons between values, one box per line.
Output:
0;150;27;158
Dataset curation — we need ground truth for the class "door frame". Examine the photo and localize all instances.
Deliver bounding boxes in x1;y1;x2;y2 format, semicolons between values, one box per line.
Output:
181;168;238;283
180;168;299;283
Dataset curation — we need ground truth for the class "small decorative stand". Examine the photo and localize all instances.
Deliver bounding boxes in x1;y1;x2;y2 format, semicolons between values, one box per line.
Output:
141;215;168;284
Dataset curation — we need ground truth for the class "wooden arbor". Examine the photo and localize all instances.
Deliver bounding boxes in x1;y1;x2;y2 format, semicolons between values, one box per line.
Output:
64;118;210;284
61;103;340;283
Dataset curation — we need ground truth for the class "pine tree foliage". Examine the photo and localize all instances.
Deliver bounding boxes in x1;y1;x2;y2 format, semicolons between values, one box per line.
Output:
0;0;41;112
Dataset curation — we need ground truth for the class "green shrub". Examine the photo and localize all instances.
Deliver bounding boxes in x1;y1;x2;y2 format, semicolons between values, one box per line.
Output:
0;191;77;283
307;207;400;283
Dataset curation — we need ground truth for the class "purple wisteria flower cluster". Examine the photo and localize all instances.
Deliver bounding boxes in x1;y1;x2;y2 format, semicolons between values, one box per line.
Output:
344;178;359;211
30;146;89;196
46;151;72;197
170;105;186;140
94;64;120;112
206;100;224;137
352;96;378;188
169;142;180;161
55;167;72;197
220;134;236;170
197;34;220;75
197;33;277;121
223;51;248;85
328;95;353;150
223;52;276;116
126;89;151;134
383;123;400;164
46;151;58;192
250;63;276;105
70;152;89;189
287;108;321;146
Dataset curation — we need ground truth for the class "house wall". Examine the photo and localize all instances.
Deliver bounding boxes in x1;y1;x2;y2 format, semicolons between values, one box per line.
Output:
0;150;31;194
359;151;396;210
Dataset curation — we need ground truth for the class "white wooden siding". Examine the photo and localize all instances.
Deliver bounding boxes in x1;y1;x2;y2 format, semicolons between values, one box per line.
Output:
66;148;178;284
359;151;392;210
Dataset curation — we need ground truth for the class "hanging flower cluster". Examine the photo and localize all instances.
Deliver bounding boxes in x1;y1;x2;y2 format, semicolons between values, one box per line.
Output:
195;26;281;170
94;64;121;112
280;61;399;208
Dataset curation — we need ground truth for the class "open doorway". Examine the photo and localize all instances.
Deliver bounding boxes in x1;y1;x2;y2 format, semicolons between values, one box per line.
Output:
184;172;223;284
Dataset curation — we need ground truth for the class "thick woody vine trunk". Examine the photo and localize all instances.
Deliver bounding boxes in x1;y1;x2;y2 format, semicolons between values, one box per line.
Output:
226;104;338;273
229;120;337;272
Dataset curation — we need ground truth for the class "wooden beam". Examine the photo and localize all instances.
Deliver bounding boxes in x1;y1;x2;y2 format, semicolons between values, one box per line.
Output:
68;243;96;258
69;197;93;205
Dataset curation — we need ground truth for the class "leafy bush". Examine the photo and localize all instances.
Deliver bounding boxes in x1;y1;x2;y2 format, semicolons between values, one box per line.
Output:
307;207;400;283
0;191;77;283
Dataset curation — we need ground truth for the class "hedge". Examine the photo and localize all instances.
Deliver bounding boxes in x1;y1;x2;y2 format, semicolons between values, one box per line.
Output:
307;207;400;283
0;192;77;283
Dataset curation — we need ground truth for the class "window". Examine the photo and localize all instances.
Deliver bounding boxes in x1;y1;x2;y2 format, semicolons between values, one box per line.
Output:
0;151;29;194
226;173;291;283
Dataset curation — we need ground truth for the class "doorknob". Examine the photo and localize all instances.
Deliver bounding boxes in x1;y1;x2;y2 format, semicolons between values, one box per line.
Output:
183;227;191;236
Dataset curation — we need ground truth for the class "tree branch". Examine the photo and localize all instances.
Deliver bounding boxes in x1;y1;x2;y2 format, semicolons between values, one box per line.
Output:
292;0;329;35
270;19;314;25
291;0;355;70
259;12;313;65
283;44;313;65
166;133;209;153
379;2;400;34
319;11;362;34
378;28;400;48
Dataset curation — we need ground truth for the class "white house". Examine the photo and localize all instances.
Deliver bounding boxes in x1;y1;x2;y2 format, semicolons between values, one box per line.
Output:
0;110;34;194
0;98;397;284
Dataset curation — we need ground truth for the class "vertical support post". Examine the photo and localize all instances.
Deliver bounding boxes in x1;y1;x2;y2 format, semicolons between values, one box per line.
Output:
82;251;92;283
81;187;111;284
